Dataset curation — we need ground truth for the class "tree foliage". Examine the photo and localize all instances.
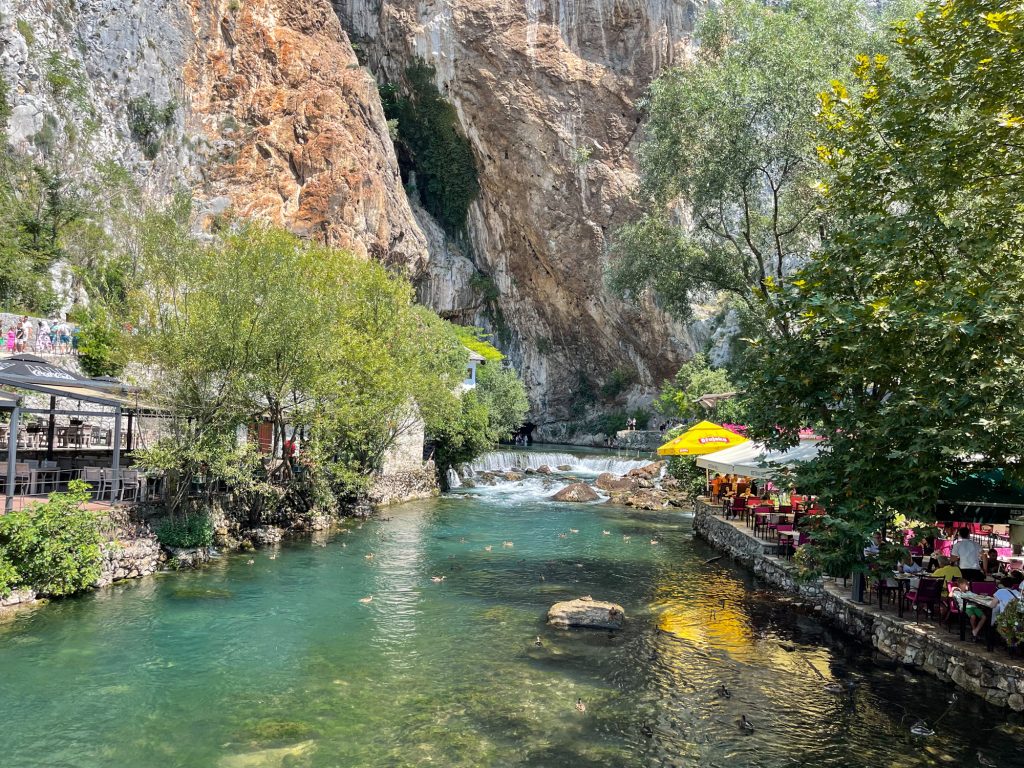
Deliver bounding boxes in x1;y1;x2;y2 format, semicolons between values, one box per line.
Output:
610;0;902;337
381;62;479;234
655;354;745;424
131;216;470;510
745;0;1024;573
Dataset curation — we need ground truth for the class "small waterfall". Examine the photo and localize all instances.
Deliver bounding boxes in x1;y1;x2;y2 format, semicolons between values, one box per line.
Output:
446;467;462;489
460;450;651;477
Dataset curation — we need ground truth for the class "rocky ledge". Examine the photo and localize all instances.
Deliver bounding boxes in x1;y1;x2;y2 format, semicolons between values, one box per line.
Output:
548;597;625;630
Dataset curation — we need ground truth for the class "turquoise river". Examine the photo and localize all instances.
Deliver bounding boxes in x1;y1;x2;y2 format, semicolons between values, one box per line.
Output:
1;451;1022;767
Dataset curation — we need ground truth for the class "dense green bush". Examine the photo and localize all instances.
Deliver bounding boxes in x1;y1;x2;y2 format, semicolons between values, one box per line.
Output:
155;512;215;549
600;366;637;401
0;481;104;598
381;63;479;234
127;96;176;160
71;305;125;378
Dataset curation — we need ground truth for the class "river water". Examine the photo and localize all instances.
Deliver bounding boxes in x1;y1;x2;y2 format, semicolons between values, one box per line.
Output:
1;452;1022;767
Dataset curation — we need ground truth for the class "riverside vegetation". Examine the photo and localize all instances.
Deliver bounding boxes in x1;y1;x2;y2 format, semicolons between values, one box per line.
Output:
612;0;1024;575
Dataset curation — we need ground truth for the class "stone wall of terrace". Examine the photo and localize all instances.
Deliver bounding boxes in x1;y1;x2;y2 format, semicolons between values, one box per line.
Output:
694;500;1024;710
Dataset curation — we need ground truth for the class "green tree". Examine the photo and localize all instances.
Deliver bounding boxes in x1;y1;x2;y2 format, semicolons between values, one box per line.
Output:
131;215;467;509
655;354;745;424
609;0;896;338
744;0;1024;574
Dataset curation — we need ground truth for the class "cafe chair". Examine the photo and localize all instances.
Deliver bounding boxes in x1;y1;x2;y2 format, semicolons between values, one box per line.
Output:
904;576;943;622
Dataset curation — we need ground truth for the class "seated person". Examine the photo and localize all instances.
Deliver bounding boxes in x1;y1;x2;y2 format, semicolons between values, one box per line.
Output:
863;532;882;558
898;555;924;575
992;576;1022;621
982;547;1001;577
949;578;988;641
930;555;962;583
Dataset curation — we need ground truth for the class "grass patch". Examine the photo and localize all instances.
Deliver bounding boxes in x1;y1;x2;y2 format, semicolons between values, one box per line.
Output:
155;513;214;549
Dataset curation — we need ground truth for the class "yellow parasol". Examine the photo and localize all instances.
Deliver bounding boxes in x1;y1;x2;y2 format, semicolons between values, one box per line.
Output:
657;421;749;456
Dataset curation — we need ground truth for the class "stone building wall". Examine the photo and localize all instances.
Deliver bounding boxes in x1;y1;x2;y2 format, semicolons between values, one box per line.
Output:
694;500;1024;710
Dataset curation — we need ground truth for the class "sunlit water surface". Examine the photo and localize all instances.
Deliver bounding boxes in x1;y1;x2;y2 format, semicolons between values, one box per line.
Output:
2;470;1022;767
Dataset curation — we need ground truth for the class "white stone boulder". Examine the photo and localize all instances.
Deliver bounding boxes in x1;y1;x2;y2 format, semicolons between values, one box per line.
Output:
551;483;600;502
548;597;625;629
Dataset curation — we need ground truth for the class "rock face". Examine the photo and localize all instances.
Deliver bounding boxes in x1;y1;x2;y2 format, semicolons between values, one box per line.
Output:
1;0;428;272
187;0;429;269
337;0;704;432
548;597;625;630
551;482;600;502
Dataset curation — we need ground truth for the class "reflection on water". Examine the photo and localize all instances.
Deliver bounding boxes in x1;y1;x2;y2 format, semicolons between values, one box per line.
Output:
0;486;1021;767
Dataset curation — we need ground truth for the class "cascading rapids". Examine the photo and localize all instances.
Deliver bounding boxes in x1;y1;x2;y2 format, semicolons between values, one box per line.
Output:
451;450;653;487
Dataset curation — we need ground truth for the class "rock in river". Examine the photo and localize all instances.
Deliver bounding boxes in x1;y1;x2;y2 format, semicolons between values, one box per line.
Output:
548;597;625;630
595;472;638;492
551;483;599;502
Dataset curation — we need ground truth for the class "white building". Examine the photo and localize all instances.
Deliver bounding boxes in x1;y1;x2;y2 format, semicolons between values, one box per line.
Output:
462;350;486;390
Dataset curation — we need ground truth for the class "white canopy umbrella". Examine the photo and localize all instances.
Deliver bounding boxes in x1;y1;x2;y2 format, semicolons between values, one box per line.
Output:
697;440;823;479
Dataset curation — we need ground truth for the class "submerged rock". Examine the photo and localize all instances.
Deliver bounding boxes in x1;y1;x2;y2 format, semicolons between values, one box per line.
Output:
551;483;600;502
536;465;553;474
548;597;625;630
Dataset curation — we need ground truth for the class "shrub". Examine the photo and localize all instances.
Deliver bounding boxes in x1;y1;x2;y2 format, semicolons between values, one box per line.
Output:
127;96;176;160
72;306;125;378
0;481;104;597
45;53;89;110
155;512;215;549
600;366;637;400
16;19;34;45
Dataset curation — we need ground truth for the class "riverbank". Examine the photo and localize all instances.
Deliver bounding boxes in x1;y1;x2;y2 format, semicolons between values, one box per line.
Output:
693;499;1024;710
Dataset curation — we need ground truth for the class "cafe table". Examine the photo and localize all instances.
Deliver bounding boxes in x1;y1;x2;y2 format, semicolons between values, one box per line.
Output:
876;573;914;618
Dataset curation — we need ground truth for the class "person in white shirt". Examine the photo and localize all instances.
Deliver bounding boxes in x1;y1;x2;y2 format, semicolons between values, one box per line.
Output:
950;527;984;580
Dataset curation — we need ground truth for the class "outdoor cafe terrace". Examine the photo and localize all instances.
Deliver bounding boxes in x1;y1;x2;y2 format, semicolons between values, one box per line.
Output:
703;479;1024;661
0;354;171;512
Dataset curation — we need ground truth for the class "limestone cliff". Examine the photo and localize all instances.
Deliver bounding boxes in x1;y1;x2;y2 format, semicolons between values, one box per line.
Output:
336;0;702;438
2;0;706;437
1;0;427;270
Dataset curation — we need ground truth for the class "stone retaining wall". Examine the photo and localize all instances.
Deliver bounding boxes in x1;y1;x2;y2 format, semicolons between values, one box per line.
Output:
368;466;439;507
97;531;160;586
694;500;1024;710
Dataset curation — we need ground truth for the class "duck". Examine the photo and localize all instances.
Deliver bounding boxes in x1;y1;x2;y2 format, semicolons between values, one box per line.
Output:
602;530;611;535
484;545;493;552
430;576;446;583
977;751;997;768
460;537;466;544
622;535;631;542
739;715;754;732
269;554;277;560
364;553;374;560
717;684;731;699
246;559;255;565
358;596;373;604
575;698;586;713
909;720;934;737
650;539;659;545
823;683;846;695
534;636;543;647
558;534;567;539
502;541;514;548
341;543;347;548
569;528;579;534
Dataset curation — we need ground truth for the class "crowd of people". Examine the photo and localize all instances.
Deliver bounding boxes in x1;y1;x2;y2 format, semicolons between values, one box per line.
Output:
4;316;77;355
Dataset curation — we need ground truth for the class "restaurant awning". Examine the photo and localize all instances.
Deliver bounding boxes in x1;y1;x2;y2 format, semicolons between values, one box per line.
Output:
936;470;1024;524
657;421;748;456
696;440;823;479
